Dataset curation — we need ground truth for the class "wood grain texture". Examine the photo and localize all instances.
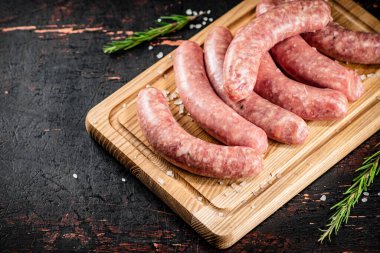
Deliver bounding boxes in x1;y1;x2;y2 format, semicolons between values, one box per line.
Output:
0;0;379;251
85;0;380;248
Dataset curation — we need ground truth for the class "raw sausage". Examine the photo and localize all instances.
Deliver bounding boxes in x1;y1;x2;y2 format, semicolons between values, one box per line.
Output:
137;87;263;179
255;53;349;120
302;22;380;65
270;36;363;102
204;27;308;144
174;41;268;153
223;0;332;101
258;0;380;64
257;0;364;102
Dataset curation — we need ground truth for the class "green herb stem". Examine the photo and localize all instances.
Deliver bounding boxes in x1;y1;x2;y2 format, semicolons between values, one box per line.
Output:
103;15;197;54
319;144;380;242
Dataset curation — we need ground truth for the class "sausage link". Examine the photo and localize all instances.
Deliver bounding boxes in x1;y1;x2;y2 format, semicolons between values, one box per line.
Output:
258;0;379;64
174;41;268;153
257;0;364;102
137;87;263;179
223;0;331;101
204;27;308;144
255;53;349;120
302;22;380;65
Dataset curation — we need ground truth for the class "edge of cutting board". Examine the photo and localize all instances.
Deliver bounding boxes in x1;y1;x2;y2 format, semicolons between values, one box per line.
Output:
85;0;380;249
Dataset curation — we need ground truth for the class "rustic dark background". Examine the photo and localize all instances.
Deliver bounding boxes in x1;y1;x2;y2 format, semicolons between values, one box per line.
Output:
0;0;379;252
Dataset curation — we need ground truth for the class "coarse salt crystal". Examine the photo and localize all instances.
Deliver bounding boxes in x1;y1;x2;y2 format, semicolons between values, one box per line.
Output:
320;195;326;201
122;103;126;108
378;192;380;196
73;173;78;179
197;196;203;202
203;17;208;21
195;24;202;29
202;21;206;25
161;89;170;98
179;104;185;114
4;91;8;95
174;98;182;105
148;45;153;50
199;11;204;15
240;181;247;187
207;10;211;14
186;9;192;15
361;197;368;203
156;52;164;59
122;178;126;182
360;74;366;81
157;177;165;185
209;18;213;22
218;212;224;217
218;180;224;185
189;24;194;29
166;170;174;177
363;191;369;196
169;91;178;101
157;18;162;22
192;11;198;16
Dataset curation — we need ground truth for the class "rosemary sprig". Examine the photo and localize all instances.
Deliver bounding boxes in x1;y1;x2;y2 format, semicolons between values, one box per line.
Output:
319;144;380;243
103;14;197;54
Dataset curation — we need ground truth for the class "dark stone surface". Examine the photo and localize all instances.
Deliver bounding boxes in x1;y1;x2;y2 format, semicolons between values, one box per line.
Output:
0;0;379;252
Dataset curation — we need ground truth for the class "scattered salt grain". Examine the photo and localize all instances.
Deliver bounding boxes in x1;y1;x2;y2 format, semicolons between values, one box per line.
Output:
218;212;224;217
207;10;211;14
162;89;170;99
240;181;247;187
197;196;203;202
203;17;208;21
157;18;162;22
179;104;185;114
209;18;213;22
378;192;380;196
148;45;153;50
73;173;78;179
202;21;206;25
192;11;198;16
186;9;192;15
4;91;8;95
218;180;224;185
363;191;369;196
156;52;164;59
199;11;204;15
157;177;165;185
360;74;366;81
361;197;368;203
195;24;202;29
169;91;178;101
122;178;126;182
122;103;126;108
173;98;183;105
320;195;326;201
166;170;174;177
189;24;195;29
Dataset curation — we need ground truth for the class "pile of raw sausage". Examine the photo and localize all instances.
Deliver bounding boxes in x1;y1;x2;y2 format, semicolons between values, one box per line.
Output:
137;0;380;179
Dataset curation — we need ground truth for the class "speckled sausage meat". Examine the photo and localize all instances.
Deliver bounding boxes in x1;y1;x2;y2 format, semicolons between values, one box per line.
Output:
302;22;380;65
262;0;378;64
270;36;363;102
204;27;308;145
174;41;268;153
223;0;331;101
137;88;263;179
257;0;364;102
255;53;349;120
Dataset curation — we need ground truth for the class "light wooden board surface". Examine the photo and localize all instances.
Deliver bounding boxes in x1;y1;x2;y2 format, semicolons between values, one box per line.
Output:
86;0;380;248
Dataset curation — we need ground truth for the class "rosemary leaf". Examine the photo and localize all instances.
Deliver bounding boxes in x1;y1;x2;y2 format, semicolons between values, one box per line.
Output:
103;14;197;54
318;143;380;243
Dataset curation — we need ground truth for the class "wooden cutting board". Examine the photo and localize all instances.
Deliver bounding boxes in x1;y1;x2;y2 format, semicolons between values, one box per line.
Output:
86;0;380;249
